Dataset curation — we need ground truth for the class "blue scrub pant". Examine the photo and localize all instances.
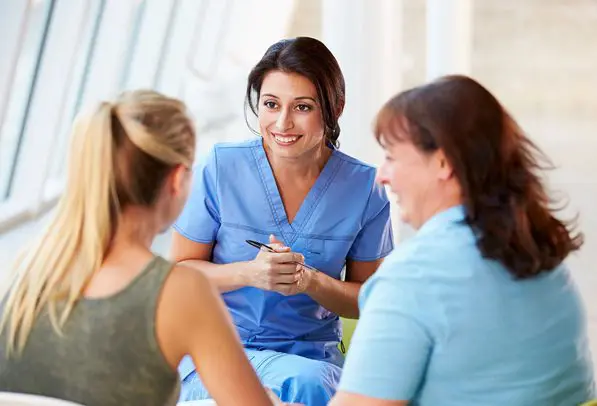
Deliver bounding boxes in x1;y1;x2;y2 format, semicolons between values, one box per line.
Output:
179;349;342;406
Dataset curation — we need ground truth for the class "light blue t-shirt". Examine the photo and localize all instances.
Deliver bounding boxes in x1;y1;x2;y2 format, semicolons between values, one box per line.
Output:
174;139;393;378
339;205;595;405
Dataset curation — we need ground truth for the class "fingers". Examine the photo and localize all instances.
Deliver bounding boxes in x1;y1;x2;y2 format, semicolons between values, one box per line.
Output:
270;263;298;274
269;234;284;245
270;251;304;264
263;243;290;253
272;273;299;284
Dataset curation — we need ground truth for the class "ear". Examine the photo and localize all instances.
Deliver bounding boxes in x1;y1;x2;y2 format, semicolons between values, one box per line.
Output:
168;164;190;196
434;149;454;181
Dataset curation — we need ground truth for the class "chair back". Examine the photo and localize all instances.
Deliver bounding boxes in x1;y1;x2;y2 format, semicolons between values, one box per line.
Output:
0;392;84;406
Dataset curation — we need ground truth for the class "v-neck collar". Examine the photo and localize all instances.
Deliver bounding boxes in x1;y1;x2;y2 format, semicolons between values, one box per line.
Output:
252;141;341;245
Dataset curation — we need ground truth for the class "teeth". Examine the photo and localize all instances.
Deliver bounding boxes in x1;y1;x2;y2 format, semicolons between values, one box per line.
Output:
274;135;298;143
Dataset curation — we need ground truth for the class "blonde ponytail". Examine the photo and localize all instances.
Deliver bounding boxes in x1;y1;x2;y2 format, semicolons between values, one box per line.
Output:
0;102;119;354
114;104;192;168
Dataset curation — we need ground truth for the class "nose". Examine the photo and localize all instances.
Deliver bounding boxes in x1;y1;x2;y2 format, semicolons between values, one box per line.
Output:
274;108;293;132
375;166;387;185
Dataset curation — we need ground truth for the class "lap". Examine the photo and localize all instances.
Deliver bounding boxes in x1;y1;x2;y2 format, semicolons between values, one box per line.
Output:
249;349;341;386
179;349;342;404
251;350;341;405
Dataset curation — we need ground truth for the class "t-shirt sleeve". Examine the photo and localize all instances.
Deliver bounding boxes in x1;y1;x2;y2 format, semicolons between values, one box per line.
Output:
173;146;220;243
338;268;433;400
347;182;394;261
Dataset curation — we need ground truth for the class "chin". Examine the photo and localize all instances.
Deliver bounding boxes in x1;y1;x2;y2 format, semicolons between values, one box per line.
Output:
399;209;410;224
268;143;304;157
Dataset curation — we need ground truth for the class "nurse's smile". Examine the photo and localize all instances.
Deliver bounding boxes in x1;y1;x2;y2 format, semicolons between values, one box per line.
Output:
271;132;302;146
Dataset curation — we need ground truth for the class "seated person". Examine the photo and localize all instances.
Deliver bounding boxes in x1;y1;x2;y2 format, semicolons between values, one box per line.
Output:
172;37;394;406
0;90;279;406
331;75;595;406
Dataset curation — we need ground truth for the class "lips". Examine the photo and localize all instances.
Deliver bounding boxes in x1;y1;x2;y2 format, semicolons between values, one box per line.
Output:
271;133;302;146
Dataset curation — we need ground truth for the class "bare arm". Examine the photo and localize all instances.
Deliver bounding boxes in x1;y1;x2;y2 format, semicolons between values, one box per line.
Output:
300;258;383;319
171;231;258;292
330;391;407;406
158;265;273;406
170;231;304;294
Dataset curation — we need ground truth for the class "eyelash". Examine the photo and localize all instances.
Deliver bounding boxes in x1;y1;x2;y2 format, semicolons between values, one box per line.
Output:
298;104;312;112
262;101;313;112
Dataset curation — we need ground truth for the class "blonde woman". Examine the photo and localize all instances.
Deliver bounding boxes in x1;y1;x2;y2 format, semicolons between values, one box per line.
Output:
0;90;277;406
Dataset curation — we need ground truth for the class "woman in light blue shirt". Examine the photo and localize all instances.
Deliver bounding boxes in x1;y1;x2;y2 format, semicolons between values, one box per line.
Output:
171;37;393;405
332;75;595;406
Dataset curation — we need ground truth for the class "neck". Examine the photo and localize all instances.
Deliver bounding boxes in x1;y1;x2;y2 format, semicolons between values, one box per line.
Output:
265;142;331;181
415;185;463;229
109;206;160;252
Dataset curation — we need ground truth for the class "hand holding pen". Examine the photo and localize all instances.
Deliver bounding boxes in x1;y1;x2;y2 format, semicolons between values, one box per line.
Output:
245;235;315;296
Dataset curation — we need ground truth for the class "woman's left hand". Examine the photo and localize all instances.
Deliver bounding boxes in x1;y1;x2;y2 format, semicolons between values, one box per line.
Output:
267;235;315;296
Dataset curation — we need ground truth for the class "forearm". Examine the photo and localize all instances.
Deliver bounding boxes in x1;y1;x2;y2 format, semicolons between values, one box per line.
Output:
303;271;361;319
178;259;252;293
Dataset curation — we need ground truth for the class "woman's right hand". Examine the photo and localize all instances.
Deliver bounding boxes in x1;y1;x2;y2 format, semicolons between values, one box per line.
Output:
246;235;305;295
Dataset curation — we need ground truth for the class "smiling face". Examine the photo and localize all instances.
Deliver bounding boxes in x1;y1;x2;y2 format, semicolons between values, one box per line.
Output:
376;137;440;228
257;70;327;159
375;124;462;229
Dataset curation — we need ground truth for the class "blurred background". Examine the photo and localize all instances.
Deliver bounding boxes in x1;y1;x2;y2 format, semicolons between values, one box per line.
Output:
0;0;596;366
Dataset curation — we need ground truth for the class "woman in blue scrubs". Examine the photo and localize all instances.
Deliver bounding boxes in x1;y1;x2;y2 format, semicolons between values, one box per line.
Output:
172;37;394;405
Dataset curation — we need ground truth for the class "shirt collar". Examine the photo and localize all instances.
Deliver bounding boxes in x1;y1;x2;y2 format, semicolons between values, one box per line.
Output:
416;204;466;237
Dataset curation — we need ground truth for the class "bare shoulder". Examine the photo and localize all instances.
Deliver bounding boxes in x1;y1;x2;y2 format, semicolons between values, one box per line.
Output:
161;264;215;305
154;264;223;367
156;263;224;342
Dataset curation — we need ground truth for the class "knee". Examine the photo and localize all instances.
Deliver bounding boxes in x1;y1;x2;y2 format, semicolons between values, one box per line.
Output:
292;363;339;388
282;360;341;403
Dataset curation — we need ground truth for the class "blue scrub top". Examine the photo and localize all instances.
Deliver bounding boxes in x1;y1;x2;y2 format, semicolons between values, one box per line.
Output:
174;138;393;363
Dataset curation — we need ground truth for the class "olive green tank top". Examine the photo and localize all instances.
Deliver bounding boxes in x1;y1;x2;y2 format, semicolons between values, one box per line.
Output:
0;256;180;406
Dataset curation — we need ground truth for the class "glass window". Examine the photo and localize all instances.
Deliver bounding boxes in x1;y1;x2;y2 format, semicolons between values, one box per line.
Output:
0;0;54;201
46;0;105;184
188;0;232;80
119;0;148;89
121;0;178;90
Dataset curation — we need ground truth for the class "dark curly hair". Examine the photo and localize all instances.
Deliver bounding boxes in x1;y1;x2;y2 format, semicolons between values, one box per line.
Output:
374;75;583;279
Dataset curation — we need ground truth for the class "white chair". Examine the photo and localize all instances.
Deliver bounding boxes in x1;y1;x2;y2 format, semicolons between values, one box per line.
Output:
0;392;84;406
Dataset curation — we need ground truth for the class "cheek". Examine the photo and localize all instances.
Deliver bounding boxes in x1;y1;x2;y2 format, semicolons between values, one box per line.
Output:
300;114;325;138
257;111;275;130
183;178;193;200
387;164;405;191
397;167;432;199
390;165;421;199
176;175;191;202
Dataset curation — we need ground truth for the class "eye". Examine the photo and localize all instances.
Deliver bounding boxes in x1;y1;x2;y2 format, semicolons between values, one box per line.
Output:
384;154;394;162
295;104;312;112
263;100;278;109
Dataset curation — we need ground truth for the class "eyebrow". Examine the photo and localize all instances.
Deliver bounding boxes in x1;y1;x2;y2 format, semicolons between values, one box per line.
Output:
260;93;317;103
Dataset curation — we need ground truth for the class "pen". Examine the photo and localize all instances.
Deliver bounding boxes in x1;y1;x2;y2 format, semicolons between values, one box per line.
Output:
245;240;319;272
